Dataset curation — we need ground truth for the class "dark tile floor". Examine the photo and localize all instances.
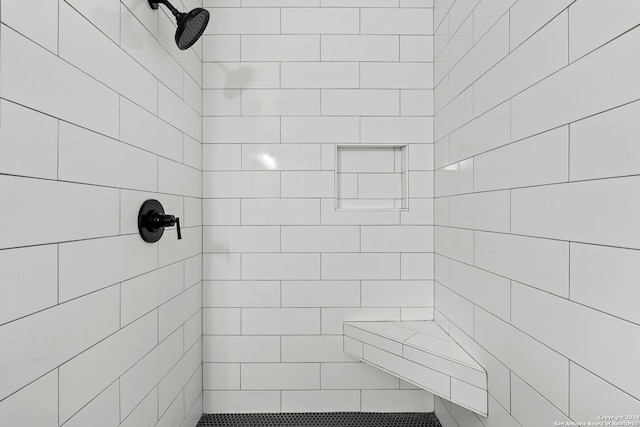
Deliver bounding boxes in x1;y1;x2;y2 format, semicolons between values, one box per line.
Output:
196;412;443;427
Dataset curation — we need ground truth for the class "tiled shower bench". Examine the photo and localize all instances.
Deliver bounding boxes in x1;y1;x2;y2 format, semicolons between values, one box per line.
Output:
343;321;488;416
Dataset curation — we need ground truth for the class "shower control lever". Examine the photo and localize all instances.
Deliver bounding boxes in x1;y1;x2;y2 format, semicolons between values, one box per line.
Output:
138;199;182;243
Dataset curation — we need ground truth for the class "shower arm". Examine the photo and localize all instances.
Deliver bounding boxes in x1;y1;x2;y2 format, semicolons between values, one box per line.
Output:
148;0;183;19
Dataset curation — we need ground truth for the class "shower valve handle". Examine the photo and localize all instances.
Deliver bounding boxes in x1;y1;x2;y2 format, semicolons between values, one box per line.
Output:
138;199;182;243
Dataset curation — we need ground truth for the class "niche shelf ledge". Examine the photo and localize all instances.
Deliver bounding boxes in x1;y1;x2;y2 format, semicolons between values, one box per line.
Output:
343;321;488;417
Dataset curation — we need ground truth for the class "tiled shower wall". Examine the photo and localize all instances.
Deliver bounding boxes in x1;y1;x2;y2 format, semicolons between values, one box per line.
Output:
0;1;203;426
201;0;436;413
433;0;640;425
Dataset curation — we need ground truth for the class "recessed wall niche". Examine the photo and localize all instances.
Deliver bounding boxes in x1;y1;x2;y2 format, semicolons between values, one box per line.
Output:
335;144;408;210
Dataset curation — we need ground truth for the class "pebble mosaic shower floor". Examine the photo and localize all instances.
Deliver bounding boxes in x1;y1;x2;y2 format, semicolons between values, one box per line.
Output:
196;412;443;427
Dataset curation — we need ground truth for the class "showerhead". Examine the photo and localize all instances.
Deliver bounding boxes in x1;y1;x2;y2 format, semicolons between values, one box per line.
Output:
175;8;210;50
148;0;210;50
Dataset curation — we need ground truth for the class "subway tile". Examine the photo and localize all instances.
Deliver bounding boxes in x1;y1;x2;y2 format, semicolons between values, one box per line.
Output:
203;391;281;413
203;254;241;280
183;74;203;114
1;25;118;138
63;382;119;427
0;176;119;250
119;387;157;427
409;171;435;198
203;281;280;308
158;159;201;198
569;362;640;422
401;198;434;225
203;35;241;61
361;281;433;307
242;35;320;61
203;200;241;225
474;126;569;192
281;226;360;253
449;101;510;164
321;308;400;334
569;0;640;61
59;3;156;113
0;286;119;401
204;117;280;143
206;8;280;34
118;326;183;420
434;158;474;198
282;117;359;143
510;373;571;427
119;98;183;162
321;0;397;6
435;284;474;336
241;199;320;225
159;226;203;267
281;336;354;362
282;8;360;34
449;260;510;322
447;0;480;37
322;90;399;116
473;0;517;42
203;62;280;89
242;363;319;389
475;304;569;413
58;122;157;191
571;243;640;326
242;0;319;6
0;245;57;326
361;390;434;412
154;391;183;427
0;100;58;179
509;0;574;49
158;85;201;141
512;282;640;400
321;35;399;61
322;362;399;389
281;281;360;307
338;146;396;173
158;341;201;414
203;336;280;363
121;263;184;327
0;370;57;427
511;176;640;249
242;254;321;280
361;117;433;143
204;144;241;171
184;311;203;350
448;191;510;233
242;89;320;116
158;283;202;340
242;144;320;171
184;135;203;171
434;14;472;89
204;363;240;390
2;0;58;53
203;226;280;253
184;371;203;426
59;312;157;423
401;253;435;280
434;226;473;264
282;62;359;89
322;253;401;280
281;171;334;198
475;11;568;116
361;8;433;34
120;8;183;97
400;36;434;62
282;391;360;412
361;226;433;252
185;255;203;288
361;63;433;89
475;231;569;298
401;90;434;116
203;172;280;198
434;87;473;141
511;25;640;142
570;101;640;181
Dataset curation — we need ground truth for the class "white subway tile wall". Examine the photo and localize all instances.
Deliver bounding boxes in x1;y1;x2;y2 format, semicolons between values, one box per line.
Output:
0;1;203;426
202;1;435;413
434;1;640;426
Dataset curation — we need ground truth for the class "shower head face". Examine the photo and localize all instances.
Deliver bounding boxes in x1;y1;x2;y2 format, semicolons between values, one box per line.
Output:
175;8;210;50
